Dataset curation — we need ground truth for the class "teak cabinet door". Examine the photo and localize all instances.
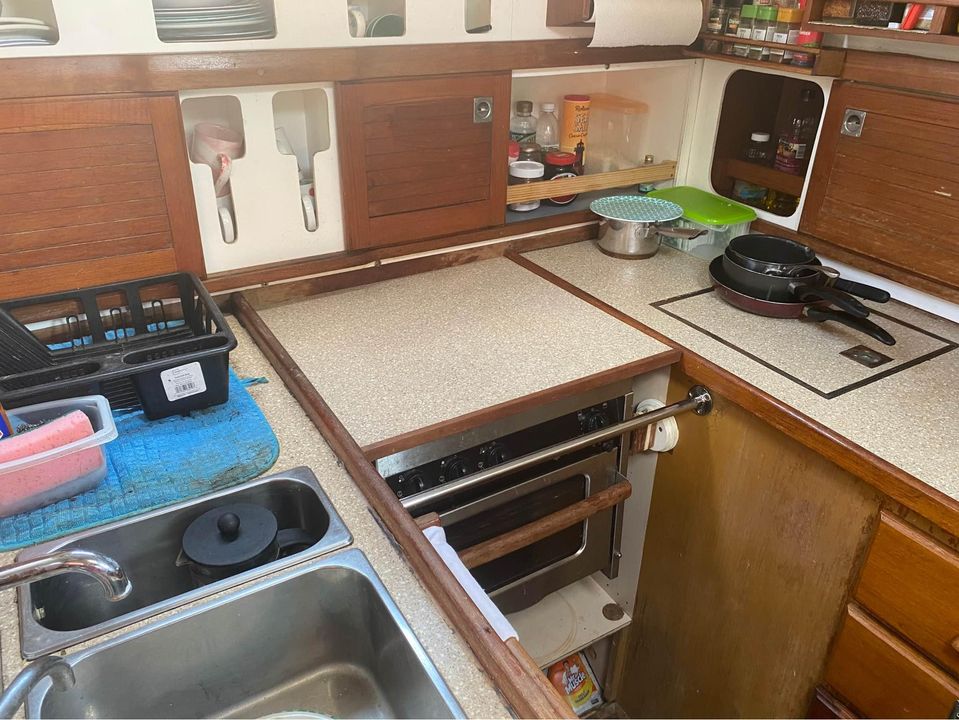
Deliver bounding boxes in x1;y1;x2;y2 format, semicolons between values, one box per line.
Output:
336;73;510;250
801;82;959;296
0;94;203;301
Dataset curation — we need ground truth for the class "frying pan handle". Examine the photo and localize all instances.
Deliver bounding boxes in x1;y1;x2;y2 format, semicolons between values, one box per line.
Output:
831;278;891;303
792;284;870;318
805;307;896;346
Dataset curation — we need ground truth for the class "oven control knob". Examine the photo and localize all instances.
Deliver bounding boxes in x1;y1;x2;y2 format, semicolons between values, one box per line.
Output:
480;442;510;468
441;456;470;482
581;408;611;433
395;472;426;498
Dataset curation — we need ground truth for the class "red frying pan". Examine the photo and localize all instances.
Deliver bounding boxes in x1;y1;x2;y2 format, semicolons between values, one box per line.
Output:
709;257;895;346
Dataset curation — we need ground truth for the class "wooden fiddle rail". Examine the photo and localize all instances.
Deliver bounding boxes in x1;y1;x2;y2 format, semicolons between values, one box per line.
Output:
231;292;575;720
459;481;632;569
505;162;677;205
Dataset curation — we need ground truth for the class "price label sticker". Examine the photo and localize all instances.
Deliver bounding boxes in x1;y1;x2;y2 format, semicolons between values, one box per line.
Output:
160;362;207;402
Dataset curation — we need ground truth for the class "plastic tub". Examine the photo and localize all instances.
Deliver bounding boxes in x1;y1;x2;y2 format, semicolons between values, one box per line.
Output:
647;186;756;259
0;396;117;517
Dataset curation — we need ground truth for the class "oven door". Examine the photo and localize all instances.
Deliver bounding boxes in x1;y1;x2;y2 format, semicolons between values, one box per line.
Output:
438;448;622;614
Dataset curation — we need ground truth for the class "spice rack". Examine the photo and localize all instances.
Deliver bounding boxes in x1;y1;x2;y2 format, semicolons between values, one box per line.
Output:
801;0;959;45
687;33;846;76
505;162;676;205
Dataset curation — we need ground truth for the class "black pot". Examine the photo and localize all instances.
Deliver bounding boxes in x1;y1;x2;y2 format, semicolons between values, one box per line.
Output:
179;502;314;586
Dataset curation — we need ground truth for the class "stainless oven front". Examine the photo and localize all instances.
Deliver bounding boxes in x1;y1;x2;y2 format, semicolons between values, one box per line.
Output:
378;385;632;614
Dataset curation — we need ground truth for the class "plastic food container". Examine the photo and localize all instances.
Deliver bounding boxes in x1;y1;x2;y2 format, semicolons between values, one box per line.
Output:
0;396;117;517
647;186;756;259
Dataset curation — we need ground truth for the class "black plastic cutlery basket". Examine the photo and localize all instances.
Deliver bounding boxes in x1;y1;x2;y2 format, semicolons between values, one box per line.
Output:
0;273;236;420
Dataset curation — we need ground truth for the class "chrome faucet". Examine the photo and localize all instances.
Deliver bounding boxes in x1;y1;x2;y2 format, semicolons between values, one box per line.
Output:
0;549;132;601
0;655;75;718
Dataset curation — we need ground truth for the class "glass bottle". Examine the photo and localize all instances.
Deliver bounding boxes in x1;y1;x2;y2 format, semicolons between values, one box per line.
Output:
510;101;537;144
774;118;807;175
535;102;560;152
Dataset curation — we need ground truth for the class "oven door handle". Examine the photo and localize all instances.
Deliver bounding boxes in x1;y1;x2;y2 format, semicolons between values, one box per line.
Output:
401;385;712;513
457;477;632;569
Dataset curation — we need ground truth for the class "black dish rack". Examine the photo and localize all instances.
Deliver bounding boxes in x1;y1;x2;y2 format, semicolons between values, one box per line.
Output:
0;273;236;420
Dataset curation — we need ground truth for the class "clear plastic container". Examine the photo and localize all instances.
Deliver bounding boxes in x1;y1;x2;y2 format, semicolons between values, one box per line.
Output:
0;395;117;517
585;93;647;173
648;186;757;259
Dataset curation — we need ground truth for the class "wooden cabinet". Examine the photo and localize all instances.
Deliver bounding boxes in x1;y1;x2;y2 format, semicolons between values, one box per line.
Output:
0;94;203;301
822;513;959;718
335;72;509;250
801;82;959;298
825;605;959;719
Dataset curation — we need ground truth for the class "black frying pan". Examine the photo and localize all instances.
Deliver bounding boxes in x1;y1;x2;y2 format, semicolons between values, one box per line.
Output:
709;257;896;346
727;234;891;304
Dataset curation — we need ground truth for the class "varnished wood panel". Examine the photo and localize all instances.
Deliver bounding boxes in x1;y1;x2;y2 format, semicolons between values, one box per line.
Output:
336;73;509;250
801;82;959;297
825;604;959;718
842;50;959;98
854;512;959;678
619;370;881;718
0;42;683;101
0;94;202;300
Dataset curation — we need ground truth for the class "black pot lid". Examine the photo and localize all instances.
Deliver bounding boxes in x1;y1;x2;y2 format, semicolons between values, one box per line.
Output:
182;502;278;568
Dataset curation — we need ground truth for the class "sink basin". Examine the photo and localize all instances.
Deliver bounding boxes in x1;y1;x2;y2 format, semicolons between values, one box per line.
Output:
18;467;351;658
26;549;464;719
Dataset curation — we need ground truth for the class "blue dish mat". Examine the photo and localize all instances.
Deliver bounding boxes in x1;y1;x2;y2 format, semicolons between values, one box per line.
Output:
0;370;279;551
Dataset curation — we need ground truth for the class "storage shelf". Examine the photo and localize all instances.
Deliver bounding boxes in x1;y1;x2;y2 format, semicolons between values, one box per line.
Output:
506;161;676;205
506;576;631;669
804;20;959;45
684;48;844;77
697;32;822;54
725;158;806;196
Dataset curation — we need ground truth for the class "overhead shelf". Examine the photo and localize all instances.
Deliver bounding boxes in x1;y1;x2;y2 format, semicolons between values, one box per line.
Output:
687;34;846;76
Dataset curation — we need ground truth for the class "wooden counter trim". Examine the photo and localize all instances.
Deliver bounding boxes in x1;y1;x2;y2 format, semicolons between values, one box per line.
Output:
0;41;684;101
360;349;680;461
230;292;574;720
507;251;959;539
205;213;598;296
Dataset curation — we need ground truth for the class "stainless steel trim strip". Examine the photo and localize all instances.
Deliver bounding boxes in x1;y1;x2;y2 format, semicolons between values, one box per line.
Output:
402;385;712;513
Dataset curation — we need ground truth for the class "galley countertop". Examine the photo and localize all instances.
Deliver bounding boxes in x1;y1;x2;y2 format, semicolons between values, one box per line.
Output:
0;324;510;720
256;256;679;452
521;241;959;506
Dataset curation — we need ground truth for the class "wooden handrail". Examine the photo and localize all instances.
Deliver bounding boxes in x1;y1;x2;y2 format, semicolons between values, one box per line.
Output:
460;481;632;569
231;292;574;720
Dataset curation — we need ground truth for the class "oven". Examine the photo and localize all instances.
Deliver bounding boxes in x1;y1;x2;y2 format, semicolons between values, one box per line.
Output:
377;384;633;613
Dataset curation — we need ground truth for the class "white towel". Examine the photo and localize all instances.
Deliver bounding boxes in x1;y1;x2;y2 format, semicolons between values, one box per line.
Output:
423;525;518;642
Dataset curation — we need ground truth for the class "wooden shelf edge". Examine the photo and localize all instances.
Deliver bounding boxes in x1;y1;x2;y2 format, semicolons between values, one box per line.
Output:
724;158;807;196
685;49;818;75
697;32;823;54
506;162;677;205
805;20;959;44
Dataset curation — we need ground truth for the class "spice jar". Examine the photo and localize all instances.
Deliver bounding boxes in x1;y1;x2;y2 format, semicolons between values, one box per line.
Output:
772;7;802;62
707;2;729;33
508;160;545;212
737;4;756;38
725;6;742;36
544;151;580;206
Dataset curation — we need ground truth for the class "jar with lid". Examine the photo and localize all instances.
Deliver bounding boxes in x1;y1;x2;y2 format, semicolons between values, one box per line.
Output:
745;132;772;164
751;4;772;40
737;4;756;37
725;5;742;35
510;101;537;144
772;7;803;62
518;142;543;164
508;160;544;212
508;141;520;165
706;1;729;33
543;151;580;206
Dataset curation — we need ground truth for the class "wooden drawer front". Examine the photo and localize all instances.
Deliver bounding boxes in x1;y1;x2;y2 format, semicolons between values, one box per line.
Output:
855;512;959;677
800;83;959;297
0;95;203;301
825;605;959;718
336;72;509;250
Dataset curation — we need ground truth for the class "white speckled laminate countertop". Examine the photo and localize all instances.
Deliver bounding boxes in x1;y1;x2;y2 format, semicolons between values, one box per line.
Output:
257;257;676;450
522;241;959;504
0;325;510;720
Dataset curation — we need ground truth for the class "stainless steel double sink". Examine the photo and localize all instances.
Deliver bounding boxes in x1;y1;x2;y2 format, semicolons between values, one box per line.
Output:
14;467;465;719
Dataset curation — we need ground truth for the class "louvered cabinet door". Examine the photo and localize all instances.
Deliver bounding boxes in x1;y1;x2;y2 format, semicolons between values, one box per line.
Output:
336;73;509;250
800;82;959;295
0;94;203;301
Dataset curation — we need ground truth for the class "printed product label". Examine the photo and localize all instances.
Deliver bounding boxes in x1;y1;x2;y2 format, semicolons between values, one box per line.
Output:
510;131;536;144
548;171;579;205
160;361;207;402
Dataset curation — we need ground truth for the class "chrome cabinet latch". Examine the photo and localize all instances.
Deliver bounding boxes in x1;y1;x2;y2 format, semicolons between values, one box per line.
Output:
841;108;867;137
473;96;493;123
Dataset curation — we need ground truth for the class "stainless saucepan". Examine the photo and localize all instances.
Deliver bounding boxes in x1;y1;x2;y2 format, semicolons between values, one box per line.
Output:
591;195;705;259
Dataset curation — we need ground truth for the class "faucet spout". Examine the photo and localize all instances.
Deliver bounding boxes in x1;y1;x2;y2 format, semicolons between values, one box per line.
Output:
0;549;132;601
0;655;75;719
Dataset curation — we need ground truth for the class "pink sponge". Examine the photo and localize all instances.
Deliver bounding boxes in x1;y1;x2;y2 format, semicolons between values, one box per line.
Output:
0;410;102;504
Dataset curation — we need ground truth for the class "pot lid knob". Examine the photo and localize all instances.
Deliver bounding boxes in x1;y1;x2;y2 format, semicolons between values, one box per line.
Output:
217;512;240;541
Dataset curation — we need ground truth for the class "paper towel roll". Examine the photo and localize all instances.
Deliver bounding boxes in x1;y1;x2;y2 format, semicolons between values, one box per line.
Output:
588;0;702;47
